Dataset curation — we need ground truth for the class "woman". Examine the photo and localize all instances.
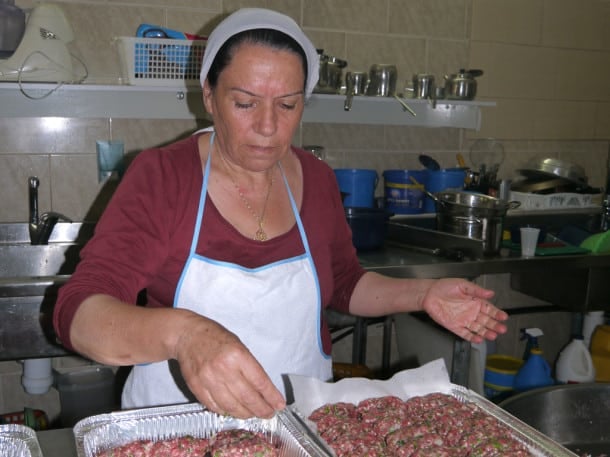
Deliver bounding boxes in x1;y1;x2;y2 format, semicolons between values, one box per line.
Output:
53;8;507;419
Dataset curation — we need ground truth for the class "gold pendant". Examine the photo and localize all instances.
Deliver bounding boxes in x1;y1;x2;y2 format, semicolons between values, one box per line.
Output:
255;227;267;241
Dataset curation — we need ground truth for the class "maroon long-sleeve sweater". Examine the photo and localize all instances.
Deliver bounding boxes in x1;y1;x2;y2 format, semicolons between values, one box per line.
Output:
53;133;365;355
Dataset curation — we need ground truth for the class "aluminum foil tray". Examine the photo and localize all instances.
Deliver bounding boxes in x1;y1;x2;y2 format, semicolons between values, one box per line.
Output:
447;385;577;457
290;378;577;457
0;424;44;457
73;402;332;457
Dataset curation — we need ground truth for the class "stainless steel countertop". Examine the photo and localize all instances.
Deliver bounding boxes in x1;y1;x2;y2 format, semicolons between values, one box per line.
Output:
358;242;610;278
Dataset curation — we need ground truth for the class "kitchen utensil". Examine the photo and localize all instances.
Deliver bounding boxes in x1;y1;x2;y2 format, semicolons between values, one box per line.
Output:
392;94;416;116
343;70;368;110
444;69;483;100
418;154;441;171
469;138;504;193
456;152;466;168
366;64;397;97
314;50;347;94
412;73;435;99
394;242;465;261
518;157;588;186
500;384;610;457
433;191;520;256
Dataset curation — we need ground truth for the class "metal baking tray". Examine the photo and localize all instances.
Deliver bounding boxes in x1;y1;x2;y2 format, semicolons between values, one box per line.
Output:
73;402;332;457
0;424;44;457
292;384;578;457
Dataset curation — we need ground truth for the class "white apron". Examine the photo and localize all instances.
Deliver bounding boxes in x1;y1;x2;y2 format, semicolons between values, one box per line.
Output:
122;133;332;409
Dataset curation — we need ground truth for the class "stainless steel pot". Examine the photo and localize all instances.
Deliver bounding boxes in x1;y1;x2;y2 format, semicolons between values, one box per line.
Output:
366;64;397;97
412;73;435;99
314;51;347;94
518;157;588;186
444;69;483;100
432;191;520;255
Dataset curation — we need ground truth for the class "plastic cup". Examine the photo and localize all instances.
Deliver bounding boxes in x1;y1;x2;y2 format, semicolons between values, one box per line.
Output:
520;227;540;257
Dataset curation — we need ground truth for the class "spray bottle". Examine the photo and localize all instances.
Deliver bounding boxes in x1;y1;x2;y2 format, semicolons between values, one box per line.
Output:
520;327;543;360
514;328;554;392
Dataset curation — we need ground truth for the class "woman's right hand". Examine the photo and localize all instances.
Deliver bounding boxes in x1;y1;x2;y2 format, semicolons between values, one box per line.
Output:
174;314;286;419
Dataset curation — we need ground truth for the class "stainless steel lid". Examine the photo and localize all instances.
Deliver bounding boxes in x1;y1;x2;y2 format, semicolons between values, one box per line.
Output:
518;157;587;186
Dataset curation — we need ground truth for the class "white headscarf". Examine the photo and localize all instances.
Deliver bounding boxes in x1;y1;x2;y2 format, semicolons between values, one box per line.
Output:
199;8;319;98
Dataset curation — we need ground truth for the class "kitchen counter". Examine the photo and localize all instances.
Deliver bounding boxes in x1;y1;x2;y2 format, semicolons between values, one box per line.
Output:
361;216;610;312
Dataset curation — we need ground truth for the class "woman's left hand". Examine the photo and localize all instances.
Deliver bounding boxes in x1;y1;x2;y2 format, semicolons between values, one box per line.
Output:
422;278;508;343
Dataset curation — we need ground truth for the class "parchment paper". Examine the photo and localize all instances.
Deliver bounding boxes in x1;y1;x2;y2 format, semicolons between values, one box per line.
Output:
288;358;453;418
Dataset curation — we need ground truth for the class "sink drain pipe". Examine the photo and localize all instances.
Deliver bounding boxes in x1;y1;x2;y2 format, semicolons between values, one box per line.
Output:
21;358;53;395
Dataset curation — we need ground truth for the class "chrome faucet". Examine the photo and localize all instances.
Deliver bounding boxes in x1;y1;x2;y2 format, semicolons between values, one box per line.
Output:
28;176;72;245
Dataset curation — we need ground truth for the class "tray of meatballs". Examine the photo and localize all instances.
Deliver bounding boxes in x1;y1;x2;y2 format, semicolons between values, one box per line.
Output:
72;360;577;457
288;359;578;457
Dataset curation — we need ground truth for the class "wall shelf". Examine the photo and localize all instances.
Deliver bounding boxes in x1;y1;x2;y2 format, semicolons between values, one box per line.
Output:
0;83;494;129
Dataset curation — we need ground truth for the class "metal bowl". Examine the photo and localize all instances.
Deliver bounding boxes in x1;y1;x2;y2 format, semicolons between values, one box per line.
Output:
499;383;610;456
518;157;588;186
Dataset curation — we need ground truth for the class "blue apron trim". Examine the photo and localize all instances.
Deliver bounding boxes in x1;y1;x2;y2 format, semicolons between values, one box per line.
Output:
191;253;310;272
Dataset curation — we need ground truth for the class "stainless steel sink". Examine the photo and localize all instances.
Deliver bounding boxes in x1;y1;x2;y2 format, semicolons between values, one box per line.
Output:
0;243;81;280
0;222;94;360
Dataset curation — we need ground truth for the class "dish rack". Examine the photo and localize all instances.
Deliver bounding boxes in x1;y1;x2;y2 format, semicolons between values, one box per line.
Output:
509;191;603;211
116;36;206;86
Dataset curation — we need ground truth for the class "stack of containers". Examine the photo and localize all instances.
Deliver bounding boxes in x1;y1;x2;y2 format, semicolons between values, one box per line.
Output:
382;169;427;214
334;168;389;251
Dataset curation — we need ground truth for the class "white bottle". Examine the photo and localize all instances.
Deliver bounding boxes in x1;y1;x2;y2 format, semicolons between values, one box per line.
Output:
555;337;596;384
583;311;606;348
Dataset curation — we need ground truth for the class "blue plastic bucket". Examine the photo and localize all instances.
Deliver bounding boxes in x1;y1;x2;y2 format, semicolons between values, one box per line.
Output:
334;169;378;208
423;167;467;213
484;354;523;399
382;169;427;214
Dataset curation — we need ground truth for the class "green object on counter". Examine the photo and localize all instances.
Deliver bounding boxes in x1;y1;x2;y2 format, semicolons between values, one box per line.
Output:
580;230;610;253
502;240;590;256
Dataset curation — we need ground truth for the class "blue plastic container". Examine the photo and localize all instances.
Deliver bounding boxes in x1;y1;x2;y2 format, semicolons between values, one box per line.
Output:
382;169;427;214
513;349;555;392
484;354;523;399
423;168;467;213
334;169;378;208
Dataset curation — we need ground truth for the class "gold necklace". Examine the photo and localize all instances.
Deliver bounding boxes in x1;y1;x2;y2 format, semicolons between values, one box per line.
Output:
220;153;275;241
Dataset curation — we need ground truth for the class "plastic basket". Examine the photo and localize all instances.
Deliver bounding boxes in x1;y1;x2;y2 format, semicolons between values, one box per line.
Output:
509;191;603;211
117;36;206;86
